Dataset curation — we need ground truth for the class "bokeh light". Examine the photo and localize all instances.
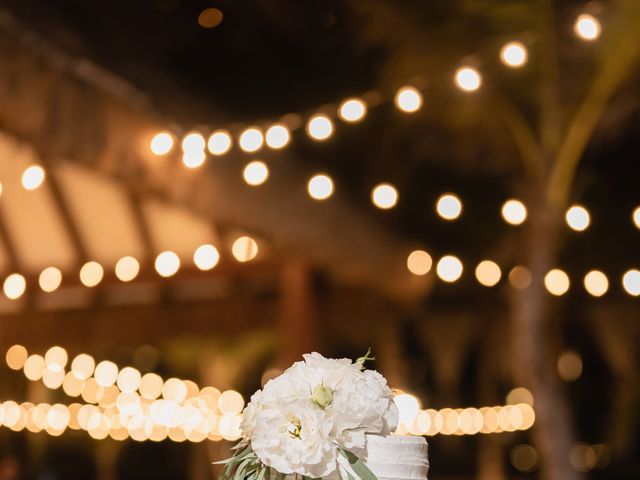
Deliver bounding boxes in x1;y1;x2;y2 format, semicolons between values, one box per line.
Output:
150;132;174;155
193;244;220;271
558;351;583;381
218;390;245;415
24;354;46;381
232;236;258;262
566;205;590;231
455;67;482;92
182;150;206;169
181;133;206;153
239;128;264;153
511;444;539;473
207;130;232;156
115;256;140;282
436;193;463;220
632;206;640;229
407;250;433;276
306;114;334;141
394;394;421;425
544;269;570;296
117;367;142;394
265;124;291;149
583;270;608;297
507;387;534;406
242;161;269;186
45;346;68;372
79;261;104;287
574;14;601;41
338;98;367;123
501;199;527;225
71;354;95;380
6;345;28;371
371;183;399;210
307;174;334;201
94;361;118;387
500;41;528;68
509;266;532;290
394;86;423;113
22;166;46;190
155;251;180;278
622;269;640;296
198;8;223;29
436;255;463;283
475;260;501;287
39;267;62;292
4;273;26;299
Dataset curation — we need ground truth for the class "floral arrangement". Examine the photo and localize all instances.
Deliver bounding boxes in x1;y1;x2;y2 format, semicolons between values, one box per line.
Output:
217;351;399;480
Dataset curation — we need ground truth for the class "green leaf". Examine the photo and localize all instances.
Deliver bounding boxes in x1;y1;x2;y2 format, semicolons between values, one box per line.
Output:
339;449;378;480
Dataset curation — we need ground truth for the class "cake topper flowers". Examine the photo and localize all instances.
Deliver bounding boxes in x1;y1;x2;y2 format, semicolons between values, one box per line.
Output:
217;351;399;480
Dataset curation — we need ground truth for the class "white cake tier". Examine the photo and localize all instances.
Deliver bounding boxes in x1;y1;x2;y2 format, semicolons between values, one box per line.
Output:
363;435;429;480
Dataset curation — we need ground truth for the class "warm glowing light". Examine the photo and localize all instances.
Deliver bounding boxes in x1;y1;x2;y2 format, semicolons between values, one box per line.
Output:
94;361;118;387
394;86;423;113
455;67;482;92
436;193;462;220
239;128;264;153
181;132;206;153
307;174;334;200
117;367;142;394
71;354;95;380
232;236;258;262
394;394;420;424
115;256;140;282
436;255;463;283
45;346;68;372
155;251;180;277
207;130;232;156
475;260;502;287
338;98;367;123
150;132;174;155
163;378;187;403
243;161;269;186
569;443;597;472
544;269;570;296
24;355;46;381
218;390;245;415
632;206;640;229
622;269;640;296
182;150;206;169
407;250;432;276
509;266;531;289
507;387;534;406
198;8;223;28
6;345;28;370
501;199;527;225
371;183;399;210
574;14;601;41
79;261;104;287
193;244;220;271
557;351;583;381
565;205;590;231
47;404;70;430
583;270;608;297
500;42;528;68
3;273;25;300
22;166;46;190
306;115;334;141
38;267;62;292
140;373;163;400
511;444;539;473
265;124;291;149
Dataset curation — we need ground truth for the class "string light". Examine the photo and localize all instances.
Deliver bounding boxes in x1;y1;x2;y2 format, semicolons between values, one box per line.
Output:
4;273;26;299
265;124;291;149
232;236;258;262
583;270;608;297
407;250;433;276
506;388;534;407
242;161;269;186
193;244;220;271
436;255;463;283
622;269;640;296
181;133;206;153
500;41;528;68
557;351;583;381
94;361;118;388
436;193;463;220
501;199;527;225
207;130;232;156
509;266;532;289
566;205;591;231
632;206;640;229
475;260;501;287
394;86;423;113
198;8;223;29
371;183;399;210
574;14;601;41
79;261;104;287
115;256;140;282
155;251;181;278
511;444;539;473
150;132;174;155
239;128;264;153
544;269;570;296
307;174;334;201
39;267;63;292
338;98;367;123
306;114;334;141
22;166;46;190
455;67;482;92
6;345;28;371
182;150;206;169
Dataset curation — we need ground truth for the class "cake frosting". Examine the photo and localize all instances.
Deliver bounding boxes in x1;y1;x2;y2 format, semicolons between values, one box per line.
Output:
363;435;429;480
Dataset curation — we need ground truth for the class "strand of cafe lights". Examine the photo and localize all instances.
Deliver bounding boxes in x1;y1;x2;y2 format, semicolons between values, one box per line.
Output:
1;345;534;442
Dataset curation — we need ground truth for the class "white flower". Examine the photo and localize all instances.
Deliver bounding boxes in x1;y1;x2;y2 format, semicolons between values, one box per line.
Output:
250;398;338;478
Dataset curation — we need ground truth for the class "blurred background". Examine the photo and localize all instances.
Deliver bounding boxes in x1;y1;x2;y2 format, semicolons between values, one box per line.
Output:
0;0;639;478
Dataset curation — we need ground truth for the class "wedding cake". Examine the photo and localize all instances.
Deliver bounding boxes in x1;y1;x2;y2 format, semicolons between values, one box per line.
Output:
217;352;429;480
364;435;429;480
